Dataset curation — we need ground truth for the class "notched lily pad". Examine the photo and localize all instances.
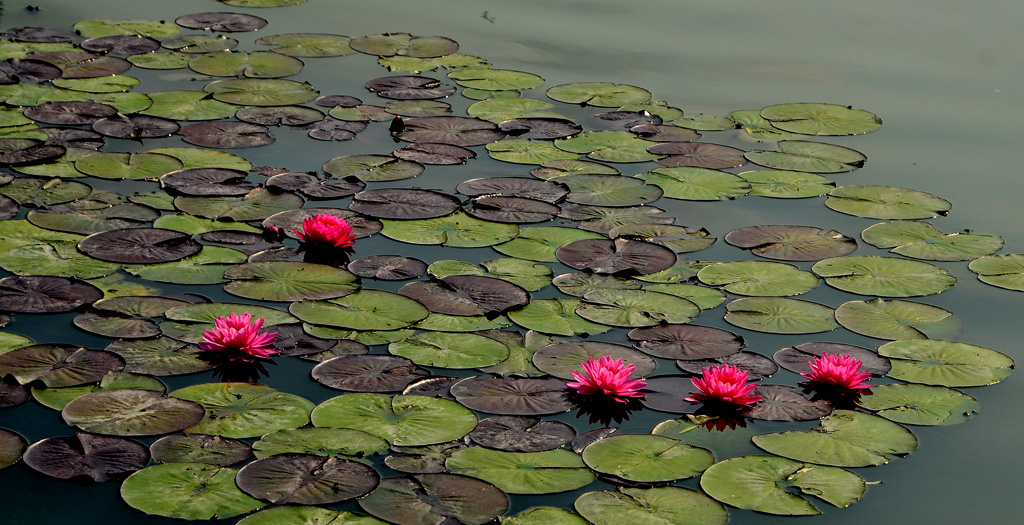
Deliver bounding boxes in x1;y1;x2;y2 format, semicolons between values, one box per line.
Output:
78;228;201;264
24;432;149;482
236;453;380;505
358;473;508;525
63;389;206;436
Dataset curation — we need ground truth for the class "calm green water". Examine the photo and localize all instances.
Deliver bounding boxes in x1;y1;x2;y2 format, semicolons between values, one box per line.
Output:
2;0;1024;523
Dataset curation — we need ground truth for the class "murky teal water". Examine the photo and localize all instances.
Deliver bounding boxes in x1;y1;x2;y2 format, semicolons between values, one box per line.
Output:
2;0;1023;523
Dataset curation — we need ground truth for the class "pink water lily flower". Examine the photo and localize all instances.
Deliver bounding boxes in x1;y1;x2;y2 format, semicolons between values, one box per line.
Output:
685;363;761;406
199;312;278;361
566;356;647;403
801;353;873;390
294;213;357;248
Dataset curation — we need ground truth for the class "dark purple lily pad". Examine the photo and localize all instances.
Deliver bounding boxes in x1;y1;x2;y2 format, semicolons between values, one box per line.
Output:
395;116;505;146
73;313;161;339
450;376;574;415
640;375;699;414
348;255;427;280
470;416;575;452
399;275;530;317
6;26;73;43
676;351;780;381
41;128;105;150
498;118;582;140
393;143;476;165
773;341;891;376
23;432;149;482
630;124;701;142
237;453;380;505
628;324;745;360
62;389;206;436
175;12;269;32
307;118;367;141
36;53;133;79
197;231;277;255
0;428;27;470
236;105;325;126
359;474;508;525
262;208;381;240
725;225;858;261
25;101;118;125
465;195;560;224
456;177;569;203
0;195;19;220
93;114;180;139
81;35;161;56
0;377;30;408
365;75;457;100
533;340;657;380
649;142;747;169
350;188;461;219
265;172;365;200
179;122;275;149
0;276;103;313
0;58;63;83
322;154;425;182
402;376;460;399
589;111;662;130
740;384;834;422
150;433;251;466
315;95;361;108
556;238;678;276
78;228;202;264
311;355;431;392
270;324;338;357
160;168;255;197
0;140;66;166
384;441;469;474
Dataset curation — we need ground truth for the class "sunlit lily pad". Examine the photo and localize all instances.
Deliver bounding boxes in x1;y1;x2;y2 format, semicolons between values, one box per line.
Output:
176;12;268;32
175;187;304;221
256;33;354;57
835;298;959;340
350;33;459;58
760;103;882;136
575;486;727;525
0;176;90;206
468;98;565;123
359;473;508;525
569;205;676;235
969;254;1024;291
558;174;663;207
725;225;856;261
427;257;552;292
752;410;918;467
700;455;865;515
161;34;239;54
323;154;425;182
24;432;149;482
729;109;801;142
826;185;952;219
449;68;543;91
252;427;388;462
575;289;699;327
141;91;239;120
494;226;603;262
451;376;573;416
150;434;251;466
224;261;359;302
671;114;734;131
121;463;265;520
877;339;1014;387
124;245;248;285
628;324;744;360
555;130;662;163
500;506;587;525
73;19;181;39
582;434;713;482
128;51;192;70
76;151;184;180
698;261;818;296
856;384;979;425
637;167;750;201
547;82;651;107
812;255;956;297
508;298;612;337
725;297;839;334
487;138;580;164
447;447;594;494
746;140;866;173
63;389;205;436
381;212;518;247
737;169;835;198
391;332;510;369
0;241;121;279
290;290;428;331
171;383;315;439
312;393;476;446
861;220;1003;261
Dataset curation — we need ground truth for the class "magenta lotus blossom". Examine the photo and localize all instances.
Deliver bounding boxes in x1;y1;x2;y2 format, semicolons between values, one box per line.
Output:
801;353;873;390
566;356;647;403
294;213;356;248
199;312;278;361
685;363;761;406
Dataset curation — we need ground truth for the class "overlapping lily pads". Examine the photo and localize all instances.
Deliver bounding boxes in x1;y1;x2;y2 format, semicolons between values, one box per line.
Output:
861;220;1003;261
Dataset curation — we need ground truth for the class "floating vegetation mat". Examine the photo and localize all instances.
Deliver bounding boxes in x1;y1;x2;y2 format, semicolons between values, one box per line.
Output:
0;7;1016;525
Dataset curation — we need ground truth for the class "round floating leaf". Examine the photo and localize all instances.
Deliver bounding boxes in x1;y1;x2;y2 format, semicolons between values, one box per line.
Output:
698;261;818;296
161;34;240;54
609;224;716;254
447;447;594;494
0;345;122;386
237;105;324;126
638;375;700;414
773;341;890;377
24;100;117;125
150;434;251;466
390;332;510;369
557;238;677;276
546;82;651;107
582;434;714;482
737;169;835;198
742;385;833;422
73;19;181;39
861;220;1003;261
0;177;90;206
628;324;744;360
175;12;268;32
266;172;363;199
0;241;120;279
457;176;569;203
835;298;959;340
0;429;28;470
559;174;663;207
105;337;213;376
224;261;359;302
290;290;428;331
487;138;580;164
451;376;574;416
575;486;727;525
399;275;528;317
494;226;603;262
636;167;750;201
468;98;565;123
236;453;380;505
746;140;866;173
554;131;662;163
725;297;839;334
359;474;508;525
205;78;319;106
124;246;248;285
465;195;559;223
120;463;265;520
725;225;856;261
877;339;1014;387
32;371;165;410
24;432;149;482
729;109;801;141
75;151;183;180
499;117;582;140
969;254;1024;291
449;68;543;91
350;33;459;58
190;51;304;78
92;114;180;139
141;91;239;120
150;147;253;171
760;103;882;136
826;185;952;219
478;330;548;378
499;507;588;525
312;355;429;392
323;154;425;182
238;507;385;525
81;35;161;56
312;393;477;446
533;340;656;379
812;255;956;297
856;384;979;425
328;104;391;122
648;142;747;169
175;188;304;222
700;455;865;516
381;212;519;248
160;168;253;197
470;416;575;452
78;228;201;264
253;427;389;460
752;410;918;467
676;351;779;381
0;275;103;313
554;272;640;297
348;255;426;281
350;188;459;219
576;289;699;327
256;33;354;57
395;116;503;146
178;121;274;149
366;75;456;100
171;383;315;439
508;298;612;337
63;389;205;436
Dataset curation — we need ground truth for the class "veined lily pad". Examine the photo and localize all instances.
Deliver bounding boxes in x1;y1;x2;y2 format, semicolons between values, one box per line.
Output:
150;434;251;466
414;312;512;332
312;393;477;446
826;185;952;219
470;416;575;452
725;225;856;261
724;297;839;334
171;383;315;439
508;298;612;337
636;167;750;201
323;154;425;182
582;434;714;482
123;246;248;285
746;140;866;173
160;168;253;197
648;142;747;169
63;389;205;436
205;78;319;106
24;432;149;482
494;226;604;262
676;351;779;381
499;117;582;140
311;355;429;392
253;427;389;460
238;507;386;525
175;12;268;32
558;174;663;207
390;332;510;369
554;130;662;163
478;330;549;378
575;289;700;327
553;272;640;297
178;121;275;149
557;238;677;276
350;33;458;58
427;257;552;292
698;261;819;296
969;254;1024;291
546;82;651;107
0;275;103;313
575;486;727;525
161;34;240;54
93;114;180;139
394;143;474;165
73;19;181;39
75;151;184;180
812;255;956;297
150;147;252;171
78;228;201;264
835;298;959;340
328;104;392;122
468;98;565;123
25;100;117;125
81;35;161;56
0;241;121;279
856;383;979;425
773;341;890;377
348;255;426;281
752;410;918;467
0;344;123;387
569;205;676;234
174;187;304;221
628;324;744;360
105;337;213;376
499;507;587;525
760;103;882;136
700;455;865;516
729;109;801;142
266;171;363;199
236;453;379;505
72;311;161;339
359;474;508;525
449;68;543;91
399;275;528;317
224;261;359;301
451;376;573;416
447;447;595;494
877;339;1014;387
290;290;428;331
128;51;192;70
366;75;456;100
120;463;265;520
0;177;90;206
861;220;1003;261
487;138;580;164
609;224;716;254
381;212;518;247
533;340;656;379
350;188;459;219
141;91;239;120
256;33;354;57
737;169;835;198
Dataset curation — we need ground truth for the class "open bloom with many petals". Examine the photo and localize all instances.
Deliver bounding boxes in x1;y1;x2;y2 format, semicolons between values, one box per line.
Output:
294;214;356;248
566;356;646;403
800;353;872;390
199;312;278;361
685;364;761;406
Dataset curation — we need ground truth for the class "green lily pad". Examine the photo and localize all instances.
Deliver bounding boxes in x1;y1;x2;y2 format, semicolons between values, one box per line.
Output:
499;507;588;525
724;225;857;261
969;254;1024;291
256;33;354;57
350;33;458;58
31;371;165;410
861;220;1003;261
252;427;389;460
205;78;319;106
745;140;866;173
62;388;204;436
150;434;252;466
554;131;662;163
0;345;123;387
290;290;429;331
121;463;265;520
0;177;91;207
224;262;359;302
582;434;714;483
700;455;865;515
533;340;656;379
235;453;379;505
531;158;620;179
508;298;612;337
174;187;304;222
73;19;181;39
478;330;549;378
856;383;980;425
609;223;716;254
575;486;727;525
171;383;315;439
27;203;159;235
428;258;552;292
760;103;882;136
161;34;240;54
576;289;700;327
558;174;663;206
238;507;385;525
494;226;604;262
671;114;734;131
0;241;120;279
697;261;818;296
13;147;92;178
642;283;727;309
729;109;801;142
390;332;510;369
123;246;247;285
312;393;477;446
834;298;960;340
449;68;543;91
128;51;193;70
105;337;213;376
0;332;34;356
75;152;184;180
826;185;952;219
811;255;956;297
447;447;594;494
724;297;839;334
323;154;424;182
149;147;253;171
381;212;518;247
636;167;750;201
553;272;640;297
547;82;651;107
467;98;565;123
486;138;580;164
752;410;918;467
141;91;240;120
737;169;835;198
190;51;304;78
877;339;1014;387
414;313;512;332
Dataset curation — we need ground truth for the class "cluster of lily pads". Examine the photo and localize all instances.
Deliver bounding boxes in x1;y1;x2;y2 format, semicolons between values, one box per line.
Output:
0;7;1020;525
